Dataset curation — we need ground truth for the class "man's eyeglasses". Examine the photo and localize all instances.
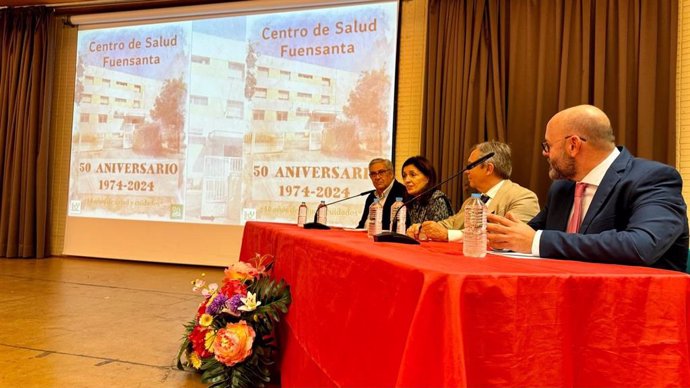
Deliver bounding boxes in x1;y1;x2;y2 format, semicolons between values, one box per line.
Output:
541;135;587;153
369;169;391;178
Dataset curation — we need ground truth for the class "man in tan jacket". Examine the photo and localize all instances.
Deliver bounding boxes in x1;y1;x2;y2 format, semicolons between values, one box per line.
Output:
407;141;539;242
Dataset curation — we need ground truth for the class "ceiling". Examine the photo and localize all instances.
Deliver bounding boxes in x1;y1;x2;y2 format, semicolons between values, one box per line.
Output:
2;0;236;14
3;0;128;6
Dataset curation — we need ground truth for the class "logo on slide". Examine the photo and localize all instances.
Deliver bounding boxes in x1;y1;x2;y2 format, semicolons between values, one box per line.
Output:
70;200;82;214
242;208;257;224
170;204;184;219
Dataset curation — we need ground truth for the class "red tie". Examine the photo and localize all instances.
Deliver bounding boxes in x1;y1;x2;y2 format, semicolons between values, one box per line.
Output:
566;182;587;233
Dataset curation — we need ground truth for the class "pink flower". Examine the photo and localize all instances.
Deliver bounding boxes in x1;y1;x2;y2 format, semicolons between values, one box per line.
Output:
249;253;272;274
223;262;258;282
213;320;256;366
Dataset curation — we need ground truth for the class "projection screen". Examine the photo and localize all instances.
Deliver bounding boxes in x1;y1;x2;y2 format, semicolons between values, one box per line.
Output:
63;0;400;266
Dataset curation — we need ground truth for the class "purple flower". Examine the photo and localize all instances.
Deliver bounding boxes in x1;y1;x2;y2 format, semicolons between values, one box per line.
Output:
226;294;244;315
206;293;228;316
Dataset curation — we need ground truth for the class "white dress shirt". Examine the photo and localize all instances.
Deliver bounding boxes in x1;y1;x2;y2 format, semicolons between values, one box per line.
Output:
364;180;397;228
377;179;396;204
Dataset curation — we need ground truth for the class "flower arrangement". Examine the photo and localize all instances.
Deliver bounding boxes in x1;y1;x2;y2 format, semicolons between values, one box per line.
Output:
177;254;291;387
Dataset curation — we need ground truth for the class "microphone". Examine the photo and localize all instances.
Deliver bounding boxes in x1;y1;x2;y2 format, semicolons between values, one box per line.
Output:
374;152;495;244
303;189;376;230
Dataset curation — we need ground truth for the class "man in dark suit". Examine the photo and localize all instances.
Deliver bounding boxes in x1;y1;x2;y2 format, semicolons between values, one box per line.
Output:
356;158;407;229
487;105;689;271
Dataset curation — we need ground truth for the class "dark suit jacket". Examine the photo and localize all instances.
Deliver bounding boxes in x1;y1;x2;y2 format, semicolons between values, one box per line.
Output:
356;180;407;229
529;147;689;272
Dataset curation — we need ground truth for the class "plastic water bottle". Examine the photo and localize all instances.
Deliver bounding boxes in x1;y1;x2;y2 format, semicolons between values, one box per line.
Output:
297;202;307;227
389;197;406;234
316;200;327;225
367;198;382;239
463;193;487;258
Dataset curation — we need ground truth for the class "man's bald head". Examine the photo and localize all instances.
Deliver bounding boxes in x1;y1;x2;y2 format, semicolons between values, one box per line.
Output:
548;105;615;150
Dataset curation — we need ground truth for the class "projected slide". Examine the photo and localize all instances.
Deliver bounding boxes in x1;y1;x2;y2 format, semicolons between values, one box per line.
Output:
67;1;398;227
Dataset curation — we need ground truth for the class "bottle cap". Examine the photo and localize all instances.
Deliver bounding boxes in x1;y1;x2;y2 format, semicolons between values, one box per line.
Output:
471;193;481;198
396;197;402;201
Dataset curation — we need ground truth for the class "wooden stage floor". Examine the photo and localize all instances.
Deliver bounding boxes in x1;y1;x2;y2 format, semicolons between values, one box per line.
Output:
0;256;226;387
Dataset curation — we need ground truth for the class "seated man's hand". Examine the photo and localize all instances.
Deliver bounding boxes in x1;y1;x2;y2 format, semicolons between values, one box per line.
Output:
406;223;421;238
420;221;449;241
487;212;535;253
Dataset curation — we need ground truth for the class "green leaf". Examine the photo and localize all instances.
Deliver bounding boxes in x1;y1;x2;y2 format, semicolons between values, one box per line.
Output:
175;338;191;370
176;318;204;371
200;358;222;371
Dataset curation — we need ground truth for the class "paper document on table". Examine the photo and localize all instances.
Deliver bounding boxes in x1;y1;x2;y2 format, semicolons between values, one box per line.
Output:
491;250;540;259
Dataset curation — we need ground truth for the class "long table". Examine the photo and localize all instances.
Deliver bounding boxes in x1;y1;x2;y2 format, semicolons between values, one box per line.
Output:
239;221;690;387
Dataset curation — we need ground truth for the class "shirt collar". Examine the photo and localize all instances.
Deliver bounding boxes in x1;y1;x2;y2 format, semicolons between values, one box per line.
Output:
376;180;395;200
483;179;506;201
580;147;620;187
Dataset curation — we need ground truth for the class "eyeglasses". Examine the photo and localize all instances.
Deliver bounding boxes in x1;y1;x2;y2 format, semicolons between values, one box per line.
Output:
369;169;391;178
541;135;587;153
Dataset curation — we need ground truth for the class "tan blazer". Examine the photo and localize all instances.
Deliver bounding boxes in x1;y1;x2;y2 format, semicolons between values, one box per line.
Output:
438;179;540;230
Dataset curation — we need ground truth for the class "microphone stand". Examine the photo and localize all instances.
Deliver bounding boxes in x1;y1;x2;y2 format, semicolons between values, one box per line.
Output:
304;189;376;230
373;152;495;244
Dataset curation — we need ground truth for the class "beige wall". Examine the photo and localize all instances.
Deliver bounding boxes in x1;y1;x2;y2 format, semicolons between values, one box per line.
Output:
49;21;77;256
394;0;428;177
679;0;690;208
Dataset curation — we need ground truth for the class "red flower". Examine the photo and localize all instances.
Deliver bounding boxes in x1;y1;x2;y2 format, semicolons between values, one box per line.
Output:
220;279;247;296
189;325;213;358
195;299;208;319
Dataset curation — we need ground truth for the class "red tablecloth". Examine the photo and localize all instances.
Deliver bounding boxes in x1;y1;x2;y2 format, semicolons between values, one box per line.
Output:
239;221;690;387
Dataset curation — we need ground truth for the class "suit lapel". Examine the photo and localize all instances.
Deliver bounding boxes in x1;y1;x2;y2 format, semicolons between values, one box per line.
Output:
579;147;630;233
487;180;512;214
486;200;497;214
554;181;576;230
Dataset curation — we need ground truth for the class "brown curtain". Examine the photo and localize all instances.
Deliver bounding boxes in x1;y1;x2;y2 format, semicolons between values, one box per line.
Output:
424;0;677;209
0;7;55;258
424;0;507;208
